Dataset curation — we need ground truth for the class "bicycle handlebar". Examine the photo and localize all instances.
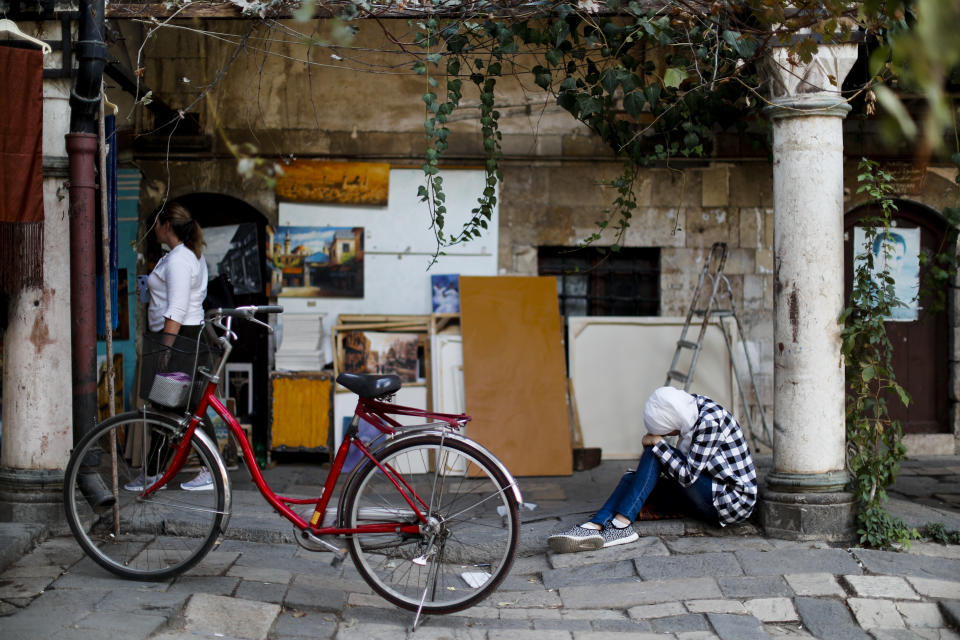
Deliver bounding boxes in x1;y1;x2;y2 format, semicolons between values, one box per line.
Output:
204;305;284;346
205;305;284;320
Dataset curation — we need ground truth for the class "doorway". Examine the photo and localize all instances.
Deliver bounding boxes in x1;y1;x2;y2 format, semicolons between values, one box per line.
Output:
843;200;953;434
171;194;271;451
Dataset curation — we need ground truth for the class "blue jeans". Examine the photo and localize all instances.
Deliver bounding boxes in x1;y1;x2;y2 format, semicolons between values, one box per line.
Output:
589;447;720;527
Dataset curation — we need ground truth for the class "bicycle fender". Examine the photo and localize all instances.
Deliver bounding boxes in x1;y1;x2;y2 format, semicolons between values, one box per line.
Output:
191;427;233;535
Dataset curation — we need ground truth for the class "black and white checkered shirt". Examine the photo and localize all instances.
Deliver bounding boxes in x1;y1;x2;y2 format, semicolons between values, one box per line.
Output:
651;394;758;525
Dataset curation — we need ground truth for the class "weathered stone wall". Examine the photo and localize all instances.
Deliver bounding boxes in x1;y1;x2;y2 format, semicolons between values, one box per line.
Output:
500;160;777;448
115;19;960;452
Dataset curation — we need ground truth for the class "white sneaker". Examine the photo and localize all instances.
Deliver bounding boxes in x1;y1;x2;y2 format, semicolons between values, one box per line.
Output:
600;523;639;548
181;468;214;491
123;472;167;492
547;524;604;554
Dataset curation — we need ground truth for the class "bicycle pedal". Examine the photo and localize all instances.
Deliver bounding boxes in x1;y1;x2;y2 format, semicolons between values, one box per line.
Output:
330;552;346;569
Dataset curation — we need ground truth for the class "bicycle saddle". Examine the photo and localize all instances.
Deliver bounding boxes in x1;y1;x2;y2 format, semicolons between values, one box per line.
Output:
336;373;402;398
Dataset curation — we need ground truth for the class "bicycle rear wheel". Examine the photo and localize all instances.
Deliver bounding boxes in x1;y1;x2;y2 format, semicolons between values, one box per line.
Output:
63;411;226;581
344;433;520;614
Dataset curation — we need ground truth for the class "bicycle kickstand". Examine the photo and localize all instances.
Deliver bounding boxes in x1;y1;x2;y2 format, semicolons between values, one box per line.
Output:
301;530;347;567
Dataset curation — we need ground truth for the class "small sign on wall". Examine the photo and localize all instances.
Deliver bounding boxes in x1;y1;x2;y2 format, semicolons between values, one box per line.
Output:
276;160;390;206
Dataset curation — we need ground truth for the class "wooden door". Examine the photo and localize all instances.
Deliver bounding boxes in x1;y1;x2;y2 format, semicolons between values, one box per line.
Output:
843;202;952;434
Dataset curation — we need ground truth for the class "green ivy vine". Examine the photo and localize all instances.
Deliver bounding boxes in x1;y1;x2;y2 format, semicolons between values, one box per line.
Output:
414;18;501;262
410;2;764;253
840;158;917;551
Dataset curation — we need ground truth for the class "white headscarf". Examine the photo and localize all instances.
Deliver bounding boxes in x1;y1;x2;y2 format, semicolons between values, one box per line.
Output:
642;386;699;453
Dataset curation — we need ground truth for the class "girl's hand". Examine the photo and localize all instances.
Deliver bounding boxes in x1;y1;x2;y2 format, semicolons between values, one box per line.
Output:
642;433;663;447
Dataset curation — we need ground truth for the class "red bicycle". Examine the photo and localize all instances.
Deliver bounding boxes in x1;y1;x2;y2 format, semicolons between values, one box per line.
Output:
64;305;521;618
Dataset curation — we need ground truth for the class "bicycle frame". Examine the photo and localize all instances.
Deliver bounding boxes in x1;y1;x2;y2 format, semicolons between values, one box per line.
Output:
142;342;479;542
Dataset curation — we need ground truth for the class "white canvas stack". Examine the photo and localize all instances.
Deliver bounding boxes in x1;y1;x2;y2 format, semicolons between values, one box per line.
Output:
275;312;326;371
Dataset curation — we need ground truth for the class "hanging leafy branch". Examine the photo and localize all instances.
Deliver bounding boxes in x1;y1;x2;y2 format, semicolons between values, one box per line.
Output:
407;2;771;252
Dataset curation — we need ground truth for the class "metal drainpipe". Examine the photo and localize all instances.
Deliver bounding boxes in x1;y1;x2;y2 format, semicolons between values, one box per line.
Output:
66;0;107;444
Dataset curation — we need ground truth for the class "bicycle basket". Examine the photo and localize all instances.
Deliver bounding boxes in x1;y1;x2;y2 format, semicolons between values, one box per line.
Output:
142;331;219;410
149;371;192;408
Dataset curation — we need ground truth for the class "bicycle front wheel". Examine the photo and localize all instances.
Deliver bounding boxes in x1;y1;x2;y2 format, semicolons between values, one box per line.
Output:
344;433;520;614
63;411;226;581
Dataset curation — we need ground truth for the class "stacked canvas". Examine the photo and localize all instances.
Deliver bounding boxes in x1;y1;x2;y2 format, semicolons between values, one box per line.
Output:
275;313;326;371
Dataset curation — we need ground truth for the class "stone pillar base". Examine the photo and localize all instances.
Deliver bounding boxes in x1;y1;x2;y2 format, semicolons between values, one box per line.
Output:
0;467;67;532
760;488;857;543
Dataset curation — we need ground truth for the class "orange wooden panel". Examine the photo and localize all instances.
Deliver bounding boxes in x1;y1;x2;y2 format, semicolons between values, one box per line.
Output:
459;276;572;476
275;160;390;205
270;372;332;450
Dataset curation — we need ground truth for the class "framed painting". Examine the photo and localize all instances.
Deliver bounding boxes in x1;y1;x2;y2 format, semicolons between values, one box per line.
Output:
431;274;460;313
205;223;263;295
273;226;364;298
341;331;421;383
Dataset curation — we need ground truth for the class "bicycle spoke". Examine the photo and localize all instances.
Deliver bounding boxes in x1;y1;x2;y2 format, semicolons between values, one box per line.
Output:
64;412;226;580
346;435;518;614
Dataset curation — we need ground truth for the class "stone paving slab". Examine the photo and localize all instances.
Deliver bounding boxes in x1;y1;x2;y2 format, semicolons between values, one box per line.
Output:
717;576;794;598
628;601;688;619
939;600;960;629
848;597;906;629
907;542;960;561
842;575;921;600
559;577;722;609
895;601;946;628
736;548;863;576
0;523;44;574
541;559;637;589
907;578;960;599
852;548;960;581
649;612;710;634
707;612;770;640
686;599;748;614
0;588;111;640
744;597;798;623
661;535;795;554
634;552;744;580
783;573;846;597
870;629;960;640
794;596;871;640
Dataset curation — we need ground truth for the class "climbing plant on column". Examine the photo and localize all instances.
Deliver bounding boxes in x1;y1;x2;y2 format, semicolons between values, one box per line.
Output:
840;158;917;551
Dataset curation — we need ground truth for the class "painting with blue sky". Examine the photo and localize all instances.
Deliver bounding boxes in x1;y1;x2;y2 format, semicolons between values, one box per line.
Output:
273;225;364;298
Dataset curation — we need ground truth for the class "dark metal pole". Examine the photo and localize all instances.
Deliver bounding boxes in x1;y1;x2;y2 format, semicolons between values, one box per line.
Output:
67;0;107;445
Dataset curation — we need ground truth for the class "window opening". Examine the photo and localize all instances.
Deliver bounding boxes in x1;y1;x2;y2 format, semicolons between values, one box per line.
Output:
537;247;660;317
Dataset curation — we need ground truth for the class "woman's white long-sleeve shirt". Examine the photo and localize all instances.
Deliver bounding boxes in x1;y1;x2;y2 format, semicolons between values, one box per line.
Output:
147;244;208;332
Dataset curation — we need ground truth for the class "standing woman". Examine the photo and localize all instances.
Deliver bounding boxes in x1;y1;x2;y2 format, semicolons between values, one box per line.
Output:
147;203;207;344
128;202;213;491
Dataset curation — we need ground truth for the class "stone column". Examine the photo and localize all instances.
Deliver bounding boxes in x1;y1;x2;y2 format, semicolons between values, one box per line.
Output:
760;42;860;541
0;24;75;526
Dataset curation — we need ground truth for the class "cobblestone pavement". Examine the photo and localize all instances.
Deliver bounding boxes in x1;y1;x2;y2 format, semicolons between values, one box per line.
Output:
1;456;958;639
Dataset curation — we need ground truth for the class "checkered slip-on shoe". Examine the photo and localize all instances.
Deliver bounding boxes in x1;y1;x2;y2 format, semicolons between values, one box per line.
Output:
547;525;605;554
600;523;639;548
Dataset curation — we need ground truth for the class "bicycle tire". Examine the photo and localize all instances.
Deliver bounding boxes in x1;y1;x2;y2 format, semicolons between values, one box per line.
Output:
63;410;227;581
343;433;520;613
